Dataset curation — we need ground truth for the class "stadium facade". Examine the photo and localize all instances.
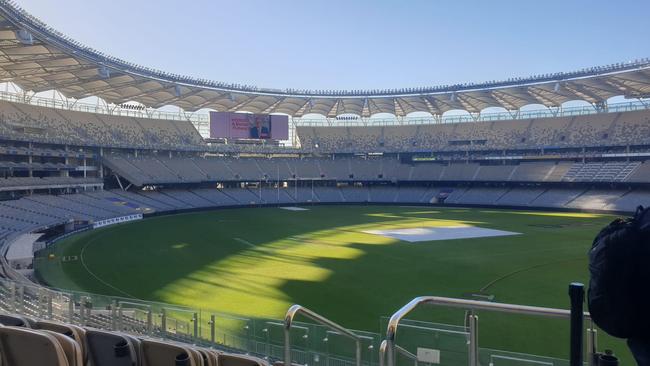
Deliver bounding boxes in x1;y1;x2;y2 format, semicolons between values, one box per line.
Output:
0;0;647;365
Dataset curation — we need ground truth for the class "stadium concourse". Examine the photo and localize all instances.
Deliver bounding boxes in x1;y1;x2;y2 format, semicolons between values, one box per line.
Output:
0;0;648;364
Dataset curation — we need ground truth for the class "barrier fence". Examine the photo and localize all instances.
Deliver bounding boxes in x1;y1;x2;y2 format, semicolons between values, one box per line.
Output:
0;276;603;366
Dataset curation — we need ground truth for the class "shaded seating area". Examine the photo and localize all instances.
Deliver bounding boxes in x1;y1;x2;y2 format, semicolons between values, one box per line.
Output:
0;313;267;366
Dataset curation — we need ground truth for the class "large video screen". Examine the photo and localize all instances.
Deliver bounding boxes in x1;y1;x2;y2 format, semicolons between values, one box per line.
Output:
209;112;289;140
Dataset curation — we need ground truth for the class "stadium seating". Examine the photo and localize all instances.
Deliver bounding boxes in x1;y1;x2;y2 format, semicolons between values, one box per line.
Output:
473;165;516;181
102;155;650;187
606;190;650;211
409;163;444;181
0;183;647;246
0;326;75;365
0;313;268;366
0;176;102;191
85;329;141;366
496;188;547;206
0;4;649;361
626;161;650;182
530;188;587;208
368;185;398;203
509;162;556;182
565;189;627;210
297;109;650;152
449;187;509;205
1;86;650;366
0;100;205;150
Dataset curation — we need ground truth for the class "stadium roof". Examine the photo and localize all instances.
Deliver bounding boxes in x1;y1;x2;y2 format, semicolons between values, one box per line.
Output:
1;1;650;117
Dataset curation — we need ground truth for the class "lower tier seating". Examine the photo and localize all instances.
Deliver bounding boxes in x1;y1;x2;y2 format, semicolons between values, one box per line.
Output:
0;313;266;366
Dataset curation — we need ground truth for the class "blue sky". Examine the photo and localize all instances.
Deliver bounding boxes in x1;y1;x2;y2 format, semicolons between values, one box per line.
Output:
17;0;650;91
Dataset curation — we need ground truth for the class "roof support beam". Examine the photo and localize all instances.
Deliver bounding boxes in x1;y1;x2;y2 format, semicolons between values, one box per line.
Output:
437;95;460;113
0;63;92;82
526;87;560;106
227;96;255;112
261;97;285;114
0;56;78;71
612;72;650;85
496;88;538;106
77;79;152;98
578;81;619;95
461;93;492;111
178;93;230;111
0;44;57;56
455;94;480;113
366;99;379;116
141;88;194;107
393;98;404;116
422;96;442;116
293;99;312;117
326;99;342;118
0;52;69;65
601;78;633;94
489;91;520;113
562;82;601;103
361;98;370;118
395;97;420;117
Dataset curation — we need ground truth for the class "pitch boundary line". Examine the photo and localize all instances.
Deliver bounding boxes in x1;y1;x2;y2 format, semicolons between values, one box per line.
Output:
78;233;142;300
479;258;583;292
233;237;256;248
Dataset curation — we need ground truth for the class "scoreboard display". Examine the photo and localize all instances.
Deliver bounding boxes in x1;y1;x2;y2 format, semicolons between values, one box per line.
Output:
209;112;289;140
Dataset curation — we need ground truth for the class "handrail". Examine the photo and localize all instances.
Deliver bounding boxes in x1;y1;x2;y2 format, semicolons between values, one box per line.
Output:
284;304;362;366
379;340;418;366
395;345;418;366
385;296;592;366
379;340;388;366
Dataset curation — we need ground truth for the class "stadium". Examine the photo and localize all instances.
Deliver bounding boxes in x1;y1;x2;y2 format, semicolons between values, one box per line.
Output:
0;0;648;365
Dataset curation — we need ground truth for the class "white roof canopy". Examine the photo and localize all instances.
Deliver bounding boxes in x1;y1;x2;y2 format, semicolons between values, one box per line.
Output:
0;1;649;117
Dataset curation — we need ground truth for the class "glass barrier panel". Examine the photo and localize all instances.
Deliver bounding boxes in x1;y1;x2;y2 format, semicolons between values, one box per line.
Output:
479;349;570;366
381;316;470;366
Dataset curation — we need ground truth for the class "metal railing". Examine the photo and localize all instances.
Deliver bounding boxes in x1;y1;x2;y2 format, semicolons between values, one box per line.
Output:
285;305;363;366
382;295;595;366
0;272;605;366
0;274;380;366
379;341;419;366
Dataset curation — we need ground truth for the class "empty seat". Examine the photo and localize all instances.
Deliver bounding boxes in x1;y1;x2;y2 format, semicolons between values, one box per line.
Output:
197;348;219;366
0;314;34;327
41;329;84;366
36;320;88;364
85;328;142;366
219;353;268;366
141;338;203;366
0;326;69;366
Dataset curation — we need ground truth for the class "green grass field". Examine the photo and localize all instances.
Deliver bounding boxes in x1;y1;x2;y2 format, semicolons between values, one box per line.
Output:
34;205;632;363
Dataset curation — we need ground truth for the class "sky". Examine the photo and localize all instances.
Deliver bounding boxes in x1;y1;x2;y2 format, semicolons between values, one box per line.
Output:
16;0;650;92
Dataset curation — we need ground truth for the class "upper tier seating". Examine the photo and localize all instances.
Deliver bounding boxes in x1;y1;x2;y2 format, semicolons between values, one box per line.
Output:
0;100;205;150
297;109;650;152
1;97;649;155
